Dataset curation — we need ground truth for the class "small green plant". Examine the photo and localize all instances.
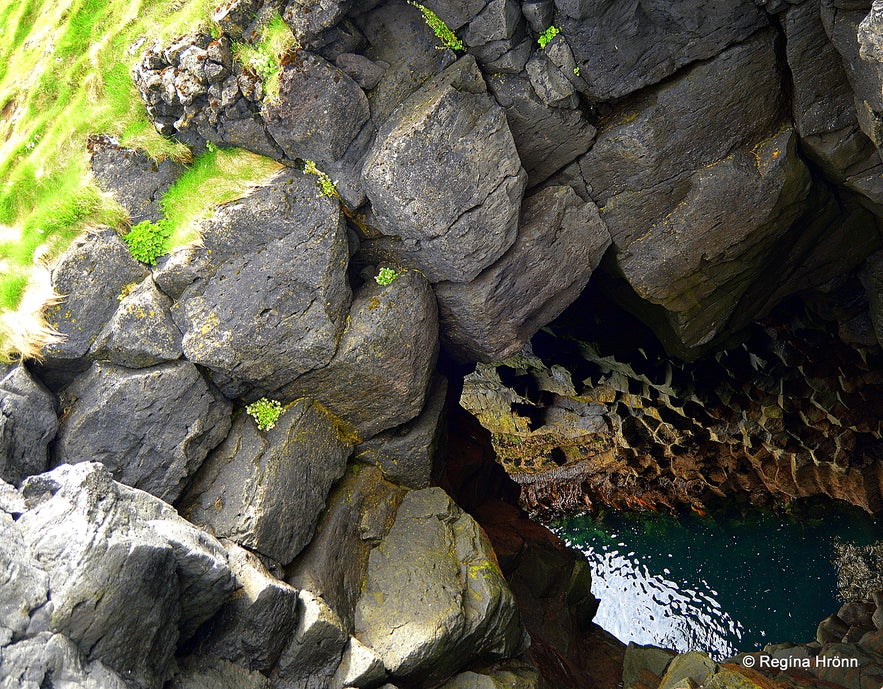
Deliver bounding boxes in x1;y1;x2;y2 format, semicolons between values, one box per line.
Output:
122;219;171;265
409;2;465;51
232;12;296;102
303;159;338;198
573;66;581;76
246;397;285;431
538;25;560;48
375;267;400;286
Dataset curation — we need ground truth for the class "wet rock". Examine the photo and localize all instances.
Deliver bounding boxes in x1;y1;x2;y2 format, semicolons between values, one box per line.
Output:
89;277;183;368
286;464;404;631
353;375;448;489
0;364;56;485
173;170;351;397
354;487;525;684
89;136;183;225
361;56;526;283
276;271;438;439
557;0;768;101
273;589;349;689
16;463;235;689
168;654;273;689
42;228;149;368
436;186;610;362
0;633;131;689
181;398;352;565
197;542;300;672
54;361;231;503
487;72;595;186
264;51;370;165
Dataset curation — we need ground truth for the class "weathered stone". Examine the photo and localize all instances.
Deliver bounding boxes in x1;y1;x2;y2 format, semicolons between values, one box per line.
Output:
462;0;522;45
286;464;404;631
42;228;149;365
354;488;525;684
331;636;388;689
169;654;273;689
472;35;533;73
54;361;231;503
437;661;541;689
0;510;49;643
353;375;448;489
525;52;577;108
16;463;235;689
89;136;183;224
283;0;354;47
198;542;300;672
173;170;351;397
487;72;595;186
361;56;526;283
273;589;349;689
656;652;718;689
558;0;768;101
783;0;872;176
0;364;56;485
436;186;611;362
861;249;883;346
421;0;487;29
264;51;370;165
0;633;131;689
818;614;850;644
336;53;386;90
623;643;677;689
521;0;553;33
212;0;260;40
276;271;438;439
90;277;183;368
182;398;351;564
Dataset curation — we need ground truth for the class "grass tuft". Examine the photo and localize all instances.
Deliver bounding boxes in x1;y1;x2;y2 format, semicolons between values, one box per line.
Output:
232;12;297;102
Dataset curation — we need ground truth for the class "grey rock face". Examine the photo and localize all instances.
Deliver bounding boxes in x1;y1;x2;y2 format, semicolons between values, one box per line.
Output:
168;654;273;689
89;277;183;368
0;633;132;689
54;361;232;503
273;589;349;689
283;0;356;47
198;542;300;672
354;488;525;684
0;365;56;485
173;170;351;397
276;271;438;439
330;636;387;689
0;510;49;644
89;135;183;224
557;0;768;101
437;661;541;689
361;57;526;283
354;375;448;489
861;250;883;346
181;398;352;565
286;464;404;632
264;51;370;165
42;229;149;364
15;463;235;689
436;187;611;362
487;72;595;186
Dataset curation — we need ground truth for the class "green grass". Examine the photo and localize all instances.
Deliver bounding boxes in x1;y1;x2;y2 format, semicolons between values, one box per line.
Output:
232;12;296;102
0;0;285;361
408;2;465;51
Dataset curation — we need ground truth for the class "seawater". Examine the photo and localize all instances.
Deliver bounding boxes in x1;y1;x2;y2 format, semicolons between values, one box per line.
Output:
550;505;881;660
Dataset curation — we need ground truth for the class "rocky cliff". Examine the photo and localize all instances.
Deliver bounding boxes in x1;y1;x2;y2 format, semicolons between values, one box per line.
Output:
2;0;883;687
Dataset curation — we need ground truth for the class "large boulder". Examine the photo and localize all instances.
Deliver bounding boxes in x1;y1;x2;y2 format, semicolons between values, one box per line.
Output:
0;364;57;485
42;228;149;370
361;56;527;283
264;51;370;166
172;170;352;398
286;464;404;630
54;361;232;503
181;398;352;565
14;463;235;689
276;271;439;439
354;487;526;684
556;0;768;101
436;186;611;362
353;375;449;489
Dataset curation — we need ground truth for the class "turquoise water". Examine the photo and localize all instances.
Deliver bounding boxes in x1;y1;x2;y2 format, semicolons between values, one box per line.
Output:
551;505;881;660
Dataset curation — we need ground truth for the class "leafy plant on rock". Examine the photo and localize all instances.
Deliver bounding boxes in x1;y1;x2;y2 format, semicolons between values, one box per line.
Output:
408;2;465;51
375;267;400;286
538;25;560;48
122;219;171;265
246;397;285;431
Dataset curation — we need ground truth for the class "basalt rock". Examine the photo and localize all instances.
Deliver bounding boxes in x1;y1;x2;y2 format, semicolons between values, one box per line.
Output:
354;487;526;684
0;364;57;485
172;169;351;398
436;186;611;363
361;56;527;283
54;361;231;503
275;271;438;439
180;398;352;565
